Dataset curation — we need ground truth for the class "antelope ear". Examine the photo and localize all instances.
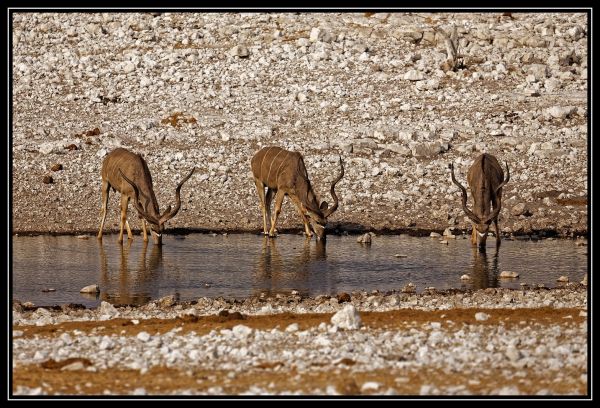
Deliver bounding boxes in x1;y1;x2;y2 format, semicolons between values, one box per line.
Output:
320;201;329;211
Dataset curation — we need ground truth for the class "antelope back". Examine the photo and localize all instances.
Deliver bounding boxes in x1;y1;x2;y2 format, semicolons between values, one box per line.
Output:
251;146;322;215
467;154;505;213
102;148;160;215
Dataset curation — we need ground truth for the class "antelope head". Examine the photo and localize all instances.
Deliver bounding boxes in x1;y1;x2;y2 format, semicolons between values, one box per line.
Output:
450;154;510;248
119;168;195;245
303;156;345;240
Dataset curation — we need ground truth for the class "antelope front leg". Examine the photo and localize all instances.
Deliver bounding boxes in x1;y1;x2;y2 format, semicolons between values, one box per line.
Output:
290;195;313;237
253;179;269;235
269;190;286;237
471;225;477;246
97;180;110;240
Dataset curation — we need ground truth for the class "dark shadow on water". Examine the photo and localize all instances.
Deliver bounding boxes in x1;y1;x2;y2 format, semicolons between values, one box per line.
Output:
99;239;163;305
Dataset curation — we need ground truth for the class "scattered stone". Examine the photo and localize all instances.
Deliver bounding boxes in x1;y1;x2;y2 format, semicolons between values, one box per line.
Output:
42;175;53;184
460;274;471;281
500;271;520;279
401;282;416;293
403;70;424;81
357;233;372;244
137;331;151;342
337;292;351;303
229;45;250;58
50;164;63;171
330;304;362;330
475;312;490;321
80;284;99;293
557;276;569;282
285;323;299;333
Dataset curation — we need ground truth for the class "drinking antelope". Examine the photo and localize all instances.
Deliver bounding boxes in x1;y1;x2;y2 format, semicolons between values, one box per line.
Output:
250;146;344;240
450;153;510;248
97;147;195;245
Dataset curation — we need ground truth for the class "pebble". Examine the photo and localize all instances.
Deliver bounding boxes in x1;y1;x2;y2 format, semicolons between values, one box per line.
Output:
330;304;362;330
80;284;99;293
475;312;490;321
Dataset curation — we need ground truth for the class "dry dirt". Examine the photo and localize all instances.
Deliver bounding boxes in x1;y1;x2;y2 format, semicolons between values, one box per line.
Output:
12;307;588;396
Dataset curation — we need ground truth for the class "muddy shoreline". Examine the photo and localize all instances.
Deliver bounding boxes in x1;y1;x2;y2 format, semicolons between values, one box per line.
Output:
11;225;589;238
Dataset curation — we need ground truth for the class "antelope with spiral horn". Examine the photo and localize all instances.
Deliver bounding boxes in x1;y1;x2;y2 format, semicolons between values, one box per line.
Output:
450;153;510;248
251;146;344;240
97;147;195;245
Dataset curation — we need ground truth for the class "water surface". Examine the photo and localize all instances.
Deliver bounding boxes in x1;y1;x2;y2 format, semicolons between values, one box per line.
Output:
12;234;587;307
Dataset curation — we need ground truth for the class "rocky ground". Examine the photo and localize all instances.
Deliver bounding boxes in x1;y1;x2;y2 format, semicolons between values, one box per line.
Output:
12;12;588;237
12;286;588;396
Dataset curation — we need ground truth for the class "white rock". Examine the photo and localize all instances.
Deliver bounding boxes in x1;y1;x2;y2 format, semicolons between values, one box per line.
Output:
475;312;490;321
61;361;85;371
499;271;520;278
546;106;576;119
122;62;136;74
403;70;424;81
229;45;249;57
361;382;381;392
140;77;152;87
80;284;99;293
330;304;362;330
232;324;253;339
285;323;299;332
557;276;569;282
99;301;117;316
137;331;151;342
460;274;471;280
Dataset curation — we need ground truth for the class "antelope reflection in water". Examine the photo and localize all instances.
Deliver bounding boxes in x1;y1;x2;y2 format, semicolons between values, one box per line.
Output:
98;240;164;305
253;236;332;297
467;246;500;290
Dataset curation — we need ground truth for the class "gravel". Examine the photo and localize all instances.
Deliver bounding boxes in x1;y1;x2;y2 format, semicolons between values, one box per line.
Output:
12;12;587;237
12;286;588;395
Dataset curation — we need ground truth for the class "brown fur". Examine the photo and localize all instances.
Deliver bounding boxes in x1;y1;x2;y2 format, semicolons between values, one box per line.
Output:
451;153;510;248
250;146;343;239
97;148;195;244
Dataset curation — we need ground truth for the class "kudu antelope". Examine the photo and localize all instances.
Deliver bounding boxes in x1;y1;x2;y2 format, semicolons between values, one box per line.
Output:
450;153;510;248
97;148;195;245
251;146;344;240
